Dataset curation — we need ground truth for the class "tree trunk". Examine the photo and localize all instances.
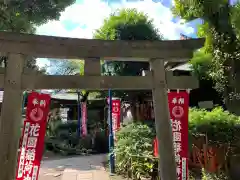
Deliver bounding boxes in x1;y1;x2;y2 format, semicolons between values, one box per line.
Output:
225;62;240;115
206;3;240;115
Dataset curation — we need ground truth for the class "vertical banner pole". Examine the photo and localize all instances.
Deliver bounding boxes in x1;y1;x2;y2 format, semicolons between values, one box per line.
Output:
108;89;115;174
22;91;27;114
77;91;81;138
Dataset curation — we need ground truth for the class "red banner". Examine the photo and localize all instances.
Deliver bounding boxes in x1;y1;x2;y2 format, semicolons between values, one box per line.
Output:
16;92;51;180
154;91;189;180
81;102;87;136
168;91;189;180
112;99;121;136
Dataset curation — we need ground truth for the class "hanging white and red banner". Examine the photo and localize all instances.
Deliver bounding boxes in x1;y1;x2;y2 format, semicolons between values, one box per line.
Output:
112;99;121;132
154;91;189;180
16;92;51;180
112;99;121;136
81;102;87;136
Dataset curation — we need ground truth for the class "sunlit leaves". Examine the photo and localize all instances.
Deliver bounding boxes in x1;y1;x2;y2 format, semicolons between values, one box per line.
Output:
94;8;161;77
115;122;156;179
0;0;75;32
172;0;240;100
94;8;162;40
189;49;212;79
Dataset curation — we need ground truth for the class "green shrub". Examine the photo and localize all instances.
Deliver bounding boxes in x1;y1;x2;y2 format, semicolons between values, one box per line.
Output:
115;107;240;179
189;107;240;145
201;168;229;180
46;117;62;137
45;120;93;155
189;169;230;180
115;122;156;179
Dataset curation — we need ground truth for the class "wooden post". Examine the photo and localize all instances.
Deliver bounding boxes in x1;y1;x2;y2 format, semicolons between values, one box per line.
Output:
150;59;177;180
0;53;25;180
84;57;101;75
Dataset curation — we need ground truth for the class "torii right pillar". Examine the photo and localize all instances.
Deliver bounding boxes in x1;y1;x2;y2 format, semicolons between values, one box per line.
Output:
150;59;195;180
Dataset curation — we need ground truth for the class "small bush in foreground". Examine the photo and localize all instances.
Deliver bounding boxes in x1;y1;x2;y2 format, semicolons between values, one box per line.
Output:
115;122;156;179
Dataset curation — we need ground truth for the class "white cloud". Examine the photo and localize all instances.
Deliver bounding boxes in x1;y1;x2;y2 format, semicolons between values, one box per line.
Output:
36;0;194;39
36;0;111;39
36;0;194;67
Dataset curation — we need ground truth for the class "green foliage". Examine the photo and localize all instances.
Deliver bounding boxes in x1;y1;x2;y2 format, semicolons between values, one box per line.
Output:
172;0;230;22
115;122;156;179
94;8;161;76
172;0;240;105
201;168;229;180
45;120;109;155
196;22;213;52
188;168;230;179
115;108;240;179
46;116;62;137
189;107;240;144
0;0;75;72
94;8;162;100
94;8;161;41
189;49;212;79
45;121;92;155
0;0;75;32
231;3;240;39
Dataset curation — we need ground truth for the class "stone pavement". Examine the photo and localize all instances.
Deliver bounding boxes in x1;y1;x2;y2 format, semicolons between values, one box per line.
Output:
39;154;110;180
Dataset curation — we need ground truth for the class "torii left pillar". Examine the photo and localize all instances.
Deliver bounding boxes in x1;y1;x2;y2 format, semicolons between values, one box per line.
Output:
0;53;25;180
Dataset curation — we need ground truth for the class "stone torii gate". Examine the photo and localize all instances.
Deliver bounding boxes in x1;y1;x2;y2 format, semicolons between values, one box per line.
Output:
0;31;204;180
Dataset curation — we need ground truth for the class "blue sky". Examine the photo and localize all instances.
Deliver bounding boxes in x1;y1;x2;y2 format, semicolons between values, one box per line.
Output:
36;0;201;68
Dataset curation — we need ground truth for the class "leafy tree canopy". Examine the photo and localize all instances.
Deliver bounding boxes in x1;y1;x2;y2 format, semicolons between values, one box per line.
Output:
93;8;162;100
1;0;75;32
94;8;162;77
173;0;240;113
0;0;75;70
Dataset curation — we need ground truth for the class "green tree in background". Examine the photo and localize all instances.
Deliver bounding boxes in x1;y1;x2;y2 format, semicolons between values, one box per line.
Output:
0;0;75;70
95;8;162;77
94;8;162;101
173;0;240;114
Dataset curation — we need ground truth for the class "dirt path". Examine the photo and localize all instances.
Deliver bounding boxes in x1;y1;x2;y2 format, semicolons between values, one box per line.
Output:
39;154;110;180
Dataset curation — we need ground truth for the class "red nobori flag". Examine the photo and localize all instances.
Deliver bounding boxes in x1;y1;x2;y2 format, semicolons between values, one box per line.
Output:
112;99;121;133
153;91;189;180
81;102;88;136
168;91;189;180
16;92;51;180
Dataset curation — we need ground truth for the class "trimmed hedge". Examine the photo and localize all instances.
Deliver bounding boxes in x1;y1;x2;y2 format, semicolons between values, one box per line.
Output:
189;107;240;145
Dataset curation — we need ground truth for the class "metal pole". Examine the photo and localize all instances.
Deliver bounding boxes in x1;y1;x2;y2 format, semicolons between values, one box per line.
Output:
77;91;81;137
22;91;27;114
108;89;115;174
